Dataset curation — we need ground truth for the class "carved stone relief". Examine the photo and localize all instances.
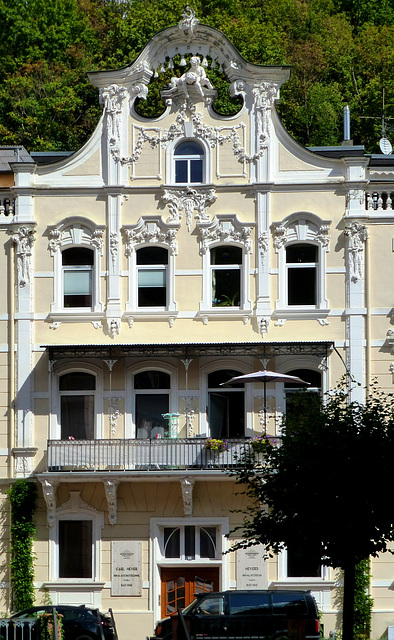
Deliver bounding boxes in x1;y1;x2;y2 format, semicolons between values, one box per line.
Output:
124;217;179;255
162;187;217;231
344;220;368;282
198;216;253;255
12;226;35;287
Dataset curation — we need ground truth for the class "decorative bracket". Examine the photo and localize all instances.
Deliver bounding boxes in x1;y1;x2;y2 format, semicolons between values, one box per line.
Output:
104;478;119;526
181;477;194;515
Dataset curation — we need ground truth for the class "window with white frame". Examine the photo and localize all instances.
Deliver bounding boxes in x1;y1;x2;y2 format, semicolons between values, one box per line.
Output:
286;244;318;306
174;140;204;184
134;370;170;438
136;246;168;308
50;492;104;584
211;246;242;307
59;372;95;440
273;215;330;315
163;525;219;560
62;247;94;308
48;220;103;317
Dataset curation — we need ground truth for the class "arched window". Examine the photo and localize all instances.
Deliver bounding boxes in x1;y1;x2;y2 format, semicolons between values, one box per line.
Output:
62;247;94;308
286;244;318;306
174;141;204;184
134;370;171;438
137;246;168;308
208;369;244;438
211;246;242;307
59;372;95;440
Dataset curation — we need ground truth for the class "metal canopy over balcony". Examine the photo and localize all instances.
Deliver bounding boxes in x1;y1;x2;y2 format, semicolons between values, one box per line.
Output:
44;341;333;361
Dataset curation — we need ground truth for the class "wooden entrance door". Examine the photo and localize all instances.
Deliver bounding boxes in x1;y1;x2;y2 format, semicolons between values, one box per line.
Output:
161;568;220;618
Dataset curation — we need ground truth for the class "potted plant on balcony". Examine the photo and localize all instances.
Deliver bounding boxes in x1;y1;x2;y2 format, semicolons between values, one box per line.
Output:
204;438;228;452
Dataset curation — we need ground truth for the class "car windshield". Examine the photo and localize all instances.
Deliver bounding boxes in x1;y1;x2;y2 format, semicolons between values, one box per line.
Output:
182;599;199;615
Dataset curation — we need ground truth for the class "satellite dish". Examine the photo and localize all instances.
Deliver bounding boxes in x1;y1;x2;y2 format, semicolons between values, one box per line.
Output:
379;137;392;155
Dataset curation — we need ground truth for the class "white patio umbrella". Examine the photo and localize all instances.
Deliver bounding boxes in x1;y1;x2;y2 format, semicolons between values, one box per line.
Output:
220;370;310;433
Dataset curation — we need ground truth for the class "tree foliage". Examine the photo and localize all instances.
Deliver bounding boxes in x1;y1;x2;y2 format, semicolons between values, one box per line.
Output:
7;480;38;611
0;0;394;151
232;383;394;566
230;382;394;639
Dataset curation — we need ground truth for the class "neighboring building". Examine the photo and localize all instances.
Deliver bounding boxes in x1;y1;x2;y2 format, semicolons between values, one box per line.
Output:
1;7;394;639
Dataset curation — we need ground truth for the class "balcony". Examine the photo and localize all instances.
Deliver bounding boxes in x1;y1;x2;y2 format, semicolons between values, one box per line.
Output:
47;438;251;472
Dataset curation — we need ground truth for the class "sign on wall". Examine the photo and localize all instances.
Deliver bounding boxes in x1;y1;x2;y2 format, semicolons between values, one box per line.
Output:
237;544;267;589
111;541;142;596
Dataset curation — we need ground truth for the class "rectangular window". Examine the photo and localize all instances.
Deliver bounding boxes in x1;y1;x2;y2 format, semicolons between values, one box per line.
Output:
59;520;92;578
286;244;318;306
64;270;92;307
138;269;167;306
211;246;242;307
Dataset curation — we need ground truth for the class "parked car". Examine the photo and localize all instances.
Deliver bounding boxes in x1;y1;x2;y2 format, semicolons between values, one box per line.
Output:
0;605;117;640
149;589;320;640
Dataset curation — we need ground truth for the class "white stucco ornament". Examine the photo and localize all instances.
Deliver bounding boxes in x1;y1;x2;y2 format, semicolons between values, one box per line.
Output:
167;56;215;103
178;4;199;42
345;220;368;282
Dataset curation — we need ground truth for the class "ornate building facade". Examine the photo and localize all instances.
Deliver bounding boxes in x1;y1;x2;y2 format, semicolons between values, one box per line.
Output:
1;7;394;639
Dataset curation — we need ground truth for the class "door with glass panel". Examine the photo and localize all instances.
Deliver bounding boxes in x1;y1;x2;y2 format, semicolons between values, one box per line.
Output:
160;524;220;617
161;569;219;618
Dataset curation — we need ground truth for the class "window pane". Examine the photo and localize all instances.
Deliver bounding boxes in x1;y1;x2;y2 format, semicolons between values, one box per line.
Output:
190;159;203;183
60;372;95;391
208;370;243;388
185;526;195;559
61;395;94;439
211;246;242;265
164;527;180;558
62;248;94;266
64;270;92;295
137;247;168;265
138;286;167;307
272;592;308;614
200;527;216;558
175;159;188;183
134;371;170;389
175;141;204;156
229;593;270;615
212;268;240;306
135;394;169;438
59;520;92;578
288;267;316;305
287;546;321;578
138;269;166;287
286;244;317;263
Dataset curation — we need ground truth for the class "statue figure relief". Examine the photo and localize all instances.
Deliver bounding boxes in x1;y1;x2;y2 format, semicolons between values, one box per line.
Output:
168;56;215;100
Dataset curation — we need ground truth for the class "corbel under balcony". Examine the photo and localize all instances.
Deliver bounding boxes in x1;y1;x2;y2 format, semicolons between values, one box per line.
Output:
39;476;119;526
181;477;194;516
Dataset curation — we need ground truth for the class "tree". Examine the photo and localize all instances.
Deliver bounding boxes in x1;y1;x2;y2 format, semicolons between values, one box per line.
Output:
230;383;394;640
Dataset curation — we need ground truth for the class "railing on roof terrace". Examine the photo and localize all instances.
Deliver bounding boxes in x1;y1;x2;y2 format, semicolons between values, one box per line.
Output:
365;191;394;210
47;438;256;472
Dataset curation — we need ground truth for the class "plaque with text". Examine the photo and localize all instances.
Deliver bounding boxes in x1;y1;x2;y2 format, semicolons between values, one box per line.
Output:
111;541;142;596
237;545;267;589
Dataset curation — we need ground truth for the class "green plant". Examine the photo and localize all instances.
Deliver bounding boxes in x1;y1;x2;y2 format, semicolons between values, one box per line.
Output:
354;559;373;640
213;293;240;307
204;438;228;452
39;612;64;640
7;480;38;611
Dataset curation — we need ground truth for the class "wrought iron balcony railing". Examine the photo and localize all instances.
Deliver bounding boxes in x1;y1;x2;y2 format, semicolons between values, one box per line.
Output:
47;438;252;472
